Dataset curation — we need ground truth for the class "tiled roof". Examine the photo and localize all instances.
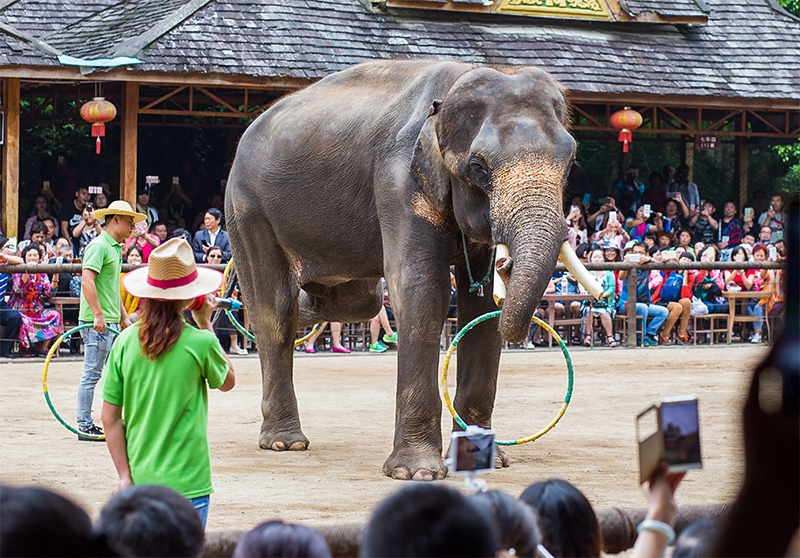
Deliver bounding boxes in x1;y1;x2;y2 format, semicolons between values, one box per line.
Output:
624;0;709;18
0;0;798;101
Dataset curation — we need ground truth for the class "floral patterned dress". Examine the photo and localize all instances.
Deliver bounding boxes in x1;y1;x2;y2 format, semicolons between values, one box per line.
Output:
8;273;63;348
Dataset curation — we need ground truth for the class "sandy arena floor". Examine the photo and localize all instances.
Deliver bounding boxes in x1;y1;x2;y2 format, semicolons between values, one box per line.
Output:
0;344;766;532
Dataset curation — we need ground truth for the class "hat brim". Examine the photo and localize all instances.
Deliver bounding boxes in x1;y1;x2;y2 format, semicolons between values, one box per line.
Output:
93;208;147;223
122;266;223;300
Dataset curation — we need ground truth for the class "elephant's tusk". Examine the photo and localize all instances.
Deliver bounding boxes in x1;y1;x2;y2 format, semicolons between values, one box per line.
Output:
493;243;510;308
560;241;604;300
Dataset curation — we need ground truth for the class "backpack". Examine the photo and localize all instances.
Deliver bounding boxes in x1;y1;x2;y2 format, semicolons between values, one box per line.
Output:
660;273;683;303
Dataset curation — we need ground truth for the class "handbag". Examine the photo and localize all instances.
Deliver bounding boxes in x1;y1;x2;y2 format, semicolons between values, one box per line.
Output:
691;296;709;316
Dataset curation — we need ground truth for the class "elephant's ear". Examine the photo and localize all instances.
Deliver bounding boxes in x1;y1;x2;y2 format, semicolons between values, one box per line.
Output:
411;100;451;214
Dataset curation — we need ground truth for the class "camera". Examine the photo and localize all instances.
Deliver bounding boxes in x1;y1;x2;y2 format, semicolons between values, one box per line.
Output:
627;253;641;263
598;197;611;205
636;396;702;483
666;192;677;199
446;426;495;474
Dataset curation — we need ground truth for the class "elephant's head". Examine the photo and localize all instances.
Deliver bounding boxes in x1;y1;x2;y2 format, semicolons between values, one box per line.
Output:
411;66;576;343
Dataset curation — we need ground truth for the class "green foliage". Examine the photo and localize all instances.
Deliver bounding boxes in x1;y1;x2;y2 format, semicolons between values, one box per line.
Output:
776;164;800;197
777;0;800;17
772;141;800;165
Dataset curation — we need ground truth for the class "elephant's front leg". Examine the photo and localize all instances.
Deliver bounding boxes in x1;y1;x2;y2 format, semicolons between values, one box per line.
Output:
451;247;508;468
381;243;452;480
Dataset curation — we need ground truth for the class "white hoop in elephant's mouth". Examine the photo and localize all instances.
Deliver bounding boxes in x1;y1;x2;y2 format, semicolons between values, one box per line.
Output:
441;310;574;446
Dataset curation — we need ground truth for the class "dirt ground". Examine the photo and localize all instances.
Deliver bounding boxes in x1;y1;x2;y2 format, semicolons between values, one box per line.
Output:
0;344;765;534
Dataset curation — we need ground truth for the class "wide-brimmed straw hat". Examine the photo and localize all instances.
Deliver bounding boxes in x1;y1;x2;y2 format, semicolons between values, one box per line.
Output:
92;200;147;223
123;238;223;300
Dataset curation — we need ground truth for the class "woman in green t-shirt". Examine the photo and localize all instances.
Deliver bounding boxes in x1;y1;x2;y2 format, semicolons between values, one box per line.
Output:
102;238;236;529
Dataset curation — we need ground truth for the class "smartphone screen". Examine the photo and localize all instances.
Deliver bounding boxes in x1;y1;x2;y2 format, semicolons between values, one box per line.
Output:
582;193;591;205
448;429;495;473
659;399;702;470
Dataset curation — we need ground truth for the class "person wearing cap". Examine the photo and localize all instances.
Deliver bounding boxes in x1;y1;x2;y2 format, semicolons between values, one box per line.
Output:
75;200;142;441
136;185;159;227
101;238;235;529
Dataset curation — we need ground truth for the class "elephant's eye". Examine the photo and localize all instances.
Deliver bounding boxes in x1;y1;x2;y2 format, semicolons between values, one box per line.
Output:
469;159;491;186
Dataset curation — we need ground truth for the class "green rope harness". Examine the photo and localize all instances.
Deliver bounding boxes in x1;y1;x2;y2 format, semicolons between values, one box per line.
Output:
461;232;495;297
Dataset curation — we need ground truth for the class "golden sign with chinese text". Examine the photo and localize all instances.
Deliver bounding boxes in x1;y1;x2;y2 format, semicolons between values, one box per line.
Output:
498;0;612;19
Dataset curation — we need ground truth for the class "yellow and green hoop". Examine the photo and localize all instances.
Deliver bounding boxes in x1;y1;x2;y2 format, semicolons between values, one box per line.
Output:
218;259;323;348
42;324;121;441
441;310;574;446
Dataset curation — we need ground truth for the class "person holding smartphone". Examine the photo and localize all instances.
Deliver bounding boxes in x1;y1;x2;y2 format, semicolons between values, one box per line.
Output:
191;208;231;263
122;218;160;263
756;194;786;244
72;204;103;258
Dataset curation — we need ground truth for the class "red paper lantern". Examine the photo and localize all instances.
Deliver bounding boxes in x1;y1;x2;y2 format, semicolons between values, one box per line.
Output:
80;97;117;154
610;107;642;153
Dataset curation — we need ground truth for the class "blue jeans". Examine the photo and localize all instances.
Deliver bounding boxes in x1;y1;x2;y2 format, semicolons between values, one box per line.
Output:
704;301;730;314
76;322;118;431
191;495;210;529
635;302;669;340
0;303;22;356
747;301;764;333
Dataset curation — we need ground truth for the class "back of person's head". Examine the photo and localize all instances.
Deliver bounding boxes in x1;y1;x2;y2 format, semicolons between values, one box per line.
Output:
97;485;203;558
672;520;719;558
0;485;112;557
519;479;602;557
172;228;192;243
361;484;497;557
469;490;541;558
232;521;331;558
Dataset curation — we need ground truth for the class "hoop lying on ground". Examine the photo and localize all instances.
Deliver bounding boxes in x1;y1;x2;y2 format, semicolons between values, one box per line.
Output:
441;311;574;446
42;323;121;441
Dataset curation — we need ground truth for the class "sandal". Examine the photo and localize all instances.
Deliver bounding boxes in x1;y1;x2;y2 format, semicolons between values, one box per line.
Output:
605;336;618;347
583;336;592;347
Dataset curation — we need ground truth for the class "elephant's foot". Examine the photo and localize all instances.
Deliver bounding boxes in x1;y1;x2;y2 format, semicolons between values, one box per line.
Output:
494;445;510;468
382;446;448;481
258;424;309;451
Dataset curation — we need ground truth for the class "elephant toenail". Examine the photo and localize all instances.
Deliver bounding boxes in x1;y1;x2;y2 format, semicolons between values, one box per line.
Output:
391;467;412;480
289;441;306;451
412;469;434;481
271;441;286;451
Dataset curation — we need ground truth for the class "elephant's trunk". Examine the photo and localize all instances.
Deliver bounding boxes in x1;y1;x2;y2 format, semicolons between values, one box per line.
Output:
491;159;567;343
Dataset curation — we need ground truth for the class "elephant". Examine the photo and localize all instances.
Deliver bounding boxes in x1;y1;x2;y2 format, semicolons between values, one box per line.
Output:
226;59;588;480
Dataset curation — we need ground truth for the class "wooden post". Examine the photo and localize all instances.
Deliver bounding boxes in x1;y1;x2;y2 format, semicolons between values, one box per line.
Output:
685;138;695;181
2;77;20;238
736;136;749;210
626;267;638;347
120;81;138;207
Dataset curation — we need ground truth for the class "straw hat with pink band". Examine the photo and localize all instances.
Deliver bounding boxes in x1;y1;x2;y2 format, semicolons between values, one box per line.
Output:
123;238;223;301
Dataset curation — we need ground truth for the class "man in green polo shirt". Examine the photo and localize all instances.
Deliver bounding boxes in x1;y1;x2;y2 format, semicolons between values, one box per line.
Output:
76;200;143;441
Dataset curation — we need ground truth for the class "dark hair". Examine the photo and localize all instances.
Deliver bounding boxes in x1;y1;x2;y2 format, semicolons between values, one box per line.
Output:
672;520;719;558
207;246;224;258
648;246;661;256
648;172;662;183
361;484;497;557
149;220;166;233
519;479;602;557
0;235;8;250
730;246;749;261
0;485;113;557
703;198;716;208
644;231;657;242
29;221;47;236
232;521;331;558
172;228;192;243
125;245;144;261
679;252;696;262
42;216;57;228
139;300;186;360
20;243;42;261
206;207;222;221
97;485;203;558
575;242;592;261
75;185;88;194
469;490;541;558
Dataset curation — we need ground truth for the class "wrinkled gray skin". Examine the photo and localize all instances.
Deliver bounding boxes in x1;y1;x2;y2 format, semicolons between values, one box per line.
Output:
226;60;575;480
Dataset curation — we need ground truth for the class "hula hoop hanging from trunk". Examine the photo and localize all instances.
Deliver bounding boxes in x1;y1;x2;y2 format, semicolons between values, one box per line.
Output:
441;310;574;446
42;323;120;441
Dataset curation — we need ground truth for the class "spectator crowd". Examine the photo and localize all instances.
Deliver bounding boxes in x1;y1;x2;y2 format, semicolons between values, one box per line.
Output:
0;180;237;358
535;162;789;348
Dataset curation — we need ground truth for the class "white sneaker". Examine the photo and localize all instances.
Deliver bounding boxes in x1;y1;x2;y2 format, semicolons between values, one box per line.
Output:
229;345;248;355
525;341;535;350
750;333;762;344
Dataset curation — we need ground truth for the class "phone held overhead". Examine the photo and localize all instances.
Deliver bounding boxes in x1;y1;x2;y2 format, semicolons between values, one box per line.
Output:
636;396;702;484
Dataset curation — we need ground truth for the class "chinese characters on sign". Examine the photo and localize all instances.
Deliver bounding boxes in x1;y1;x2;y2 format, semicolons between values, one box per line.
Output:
695;135;720;150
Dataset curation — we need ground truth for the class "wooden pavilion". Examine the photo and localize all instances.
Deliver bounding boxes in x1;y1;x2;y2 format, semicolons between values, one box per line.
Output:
1;0;798;237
